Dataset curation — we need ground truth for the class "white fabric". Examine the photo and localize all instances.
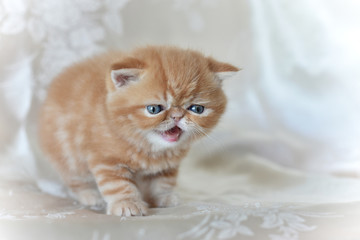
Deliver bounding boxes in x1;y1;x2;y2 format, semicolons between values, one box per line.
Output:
1;0;360;239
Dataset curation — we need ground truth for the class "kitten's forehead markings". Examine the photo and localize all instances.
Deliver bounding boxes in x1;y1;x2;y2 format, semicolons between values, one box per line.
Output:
166;91;192;108
167;74;201;106
166;92;174;108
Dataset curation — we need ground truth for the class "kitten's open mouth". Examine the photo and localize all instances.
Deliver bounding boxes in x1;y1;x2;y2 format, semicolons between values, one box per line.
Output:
159;126;183;142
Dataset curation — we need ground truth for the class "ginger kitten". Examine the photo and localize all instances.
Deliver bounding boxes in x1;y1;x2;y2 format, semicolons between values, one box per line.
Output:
39;46;238;216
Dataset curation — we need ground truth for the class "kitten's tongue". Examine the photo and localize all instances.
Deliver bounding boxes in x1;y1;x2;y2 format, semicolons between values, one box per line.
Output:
161;126;182;142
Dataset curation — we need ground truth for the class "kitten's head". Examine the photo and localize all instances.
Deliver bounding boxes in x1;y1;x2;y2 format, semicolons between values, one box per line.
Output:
106;46;239;151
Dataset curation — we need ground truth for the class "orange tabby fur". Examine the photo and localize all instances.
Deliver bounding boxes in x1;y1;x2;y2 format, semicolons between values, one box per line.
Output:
39;46;238;216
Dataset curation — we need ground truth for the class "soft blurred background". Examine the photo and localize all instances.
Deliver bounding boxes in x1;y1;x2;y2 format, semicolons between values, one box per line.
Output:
1;1;360;239
1;0;359;180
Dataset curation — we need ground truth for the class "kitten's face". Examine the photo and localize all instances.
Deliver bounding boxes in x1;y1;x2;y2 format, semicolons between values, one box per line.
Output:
106;47;238;151
140;83;225;151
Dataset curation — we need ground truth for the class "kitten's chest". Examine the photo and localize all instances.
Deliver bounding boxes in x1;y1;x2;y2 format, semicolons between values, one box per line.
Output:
128;148;187;175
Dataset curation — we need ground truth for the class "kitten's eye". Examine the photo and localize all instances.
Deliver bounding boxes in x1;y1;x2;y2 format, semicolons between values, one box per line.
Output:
188;105;205;114
146;105;164;114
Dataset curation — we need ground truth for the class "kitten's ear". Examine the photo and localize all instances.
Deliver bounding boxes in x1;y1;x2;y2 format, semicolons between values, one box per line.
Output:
207;57;240;82
111;68;142;88
110;58;145;88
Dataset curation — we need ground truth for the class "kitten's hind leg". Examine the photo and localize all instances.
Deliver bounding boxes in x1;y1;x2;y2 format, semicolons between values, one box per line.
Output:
142;168;180;208
50;161;104;206
42;149;104;206
64;176;104;207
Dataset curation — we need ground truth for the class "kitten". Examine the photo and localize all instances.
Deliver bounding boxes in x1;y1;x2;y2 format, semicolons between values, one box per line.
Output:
39;46;238;216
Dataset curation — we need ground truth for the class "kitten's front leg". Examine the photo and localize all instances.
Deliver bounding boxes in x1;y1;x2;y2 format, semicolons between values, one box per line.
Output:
91;163;148;216
144;168;180;208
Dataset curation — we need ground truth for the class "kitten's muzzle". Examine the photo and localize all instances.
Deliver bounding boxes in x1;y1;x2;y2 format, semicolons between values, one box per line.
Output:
156;126;183;143
162;126;183;142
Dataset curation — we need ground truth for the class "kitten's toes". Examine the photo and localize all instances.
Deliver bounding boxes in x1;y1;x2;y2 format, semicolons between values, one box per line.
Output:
76;189;104;206
107;200;148;217
153;192;180;208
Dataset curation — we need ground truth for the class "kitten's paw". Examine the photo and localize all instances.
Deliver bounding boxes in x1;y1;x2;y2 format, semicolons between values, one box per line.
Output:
107;200;148;217
153;192;180;208
76;189;104;206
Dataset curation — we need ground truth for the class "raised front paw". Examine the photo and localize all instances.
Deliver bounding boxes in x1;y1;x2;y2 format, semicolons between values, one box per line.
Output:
107;199;148;217
152;192;180;208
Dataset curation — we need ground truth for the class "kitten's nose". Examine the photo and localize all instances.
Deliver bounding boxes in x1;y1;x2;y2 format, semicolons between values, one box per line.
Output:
170;108;184;122
171;116;182;122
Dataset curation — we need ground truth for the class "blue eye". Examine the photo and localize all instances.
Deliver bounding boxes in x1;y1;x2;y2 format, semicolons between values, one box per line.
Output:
146;105;163;114
188;105;205;114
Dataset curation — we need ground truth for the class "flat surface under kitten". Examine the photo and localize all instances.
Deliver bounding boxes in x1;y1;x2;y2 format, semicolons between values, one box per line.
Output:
39;46;238;216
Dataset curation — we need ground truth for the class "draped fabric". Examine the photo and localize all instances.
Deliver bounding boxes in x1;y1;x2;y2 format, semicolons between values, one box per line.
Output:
1;0;360;239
